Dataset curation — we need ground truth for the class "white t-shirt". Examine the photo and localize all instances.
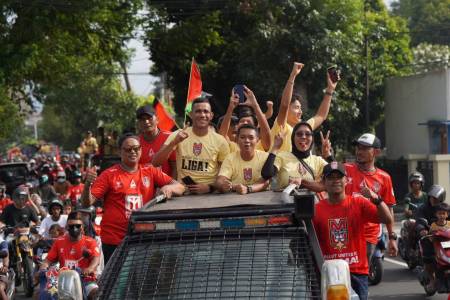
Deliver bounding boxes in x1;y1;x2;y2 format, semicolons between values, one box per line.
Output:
38;215;68;238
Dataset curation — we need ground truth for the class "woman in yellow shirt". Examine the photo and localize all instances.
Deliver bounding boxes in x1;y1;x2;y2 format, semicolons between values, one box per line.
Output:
261;121;327;191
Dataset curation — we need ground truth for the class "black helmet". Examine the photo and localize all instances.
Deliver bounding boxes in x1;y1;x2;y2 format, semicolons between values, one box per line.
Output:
428;185;446;203
73;170;82;178
12;186;29;203
48;199;64;213
409;171;424;185
76;206;96;221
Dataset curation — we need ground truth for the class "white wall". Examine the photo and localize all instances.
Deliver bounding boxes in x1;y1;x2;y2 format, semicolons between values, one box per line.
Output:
385;69;450;159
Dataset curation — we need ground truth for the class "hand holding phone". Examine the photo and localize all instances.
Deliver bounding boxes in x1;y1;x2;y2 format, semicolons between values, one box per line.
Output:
233;84;246;104
327;66;340;83
182;176;196;185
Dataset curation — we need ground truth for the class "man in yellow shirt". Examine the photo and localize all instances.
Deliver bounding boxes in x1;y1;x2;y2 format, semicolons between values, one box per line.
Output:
271;62;339;152
216;124;269;194
153;98;230;194
82;131;98;169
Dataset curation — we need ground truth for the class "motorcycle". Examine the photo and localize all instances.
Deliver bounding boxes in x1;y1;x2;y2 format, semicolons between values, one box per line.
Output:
368;232;386;285
418;227;450;296
4;224;37;297
398;202;423;269
0;249;16;299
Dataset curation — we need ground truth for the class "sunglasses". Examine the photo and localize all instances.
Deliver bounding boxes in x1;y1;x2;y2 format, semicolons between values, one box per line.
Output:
295;131;313;137
68;224;82;229
122;146;141;153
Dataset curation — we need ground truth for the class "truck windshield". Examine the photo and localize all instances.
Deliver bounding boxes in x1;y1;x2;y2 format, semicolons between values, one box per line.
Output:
100;227;320;299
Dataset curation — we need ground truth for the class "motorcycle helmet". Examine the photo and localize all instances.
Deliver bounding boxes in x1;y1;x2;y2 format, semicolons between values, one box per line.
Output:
73;170;82;178
77;206;96;221
408;171;424;186
39;174;49;185
48;199;64;214
12;186;29;204
428;184;446;203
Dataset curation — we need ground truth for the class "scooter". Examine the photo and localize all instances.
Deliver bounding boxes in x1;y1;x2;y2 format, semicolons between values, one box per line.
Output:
418;228;450;296
398;202;422;269
368;232;387;285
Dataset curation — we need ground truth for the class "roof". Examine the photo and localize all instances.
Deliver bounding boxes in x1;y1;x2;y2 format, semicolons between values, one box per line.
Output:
140;191;288;213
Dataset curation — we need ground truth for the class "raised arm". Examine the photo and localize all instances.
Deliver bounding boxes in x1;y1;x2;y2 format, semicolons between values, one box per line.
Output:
152;130;188;167
242;86;271;151
277;62;304;126
309;71;339;130
218;91;239;139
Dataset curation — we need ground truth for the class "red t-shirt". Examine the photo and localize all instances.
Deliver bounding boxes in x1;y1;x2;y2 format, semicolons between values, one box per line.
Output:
313;195;379;275
47;234;100;271
0;197;13;214
90;164;173;245
67;183;85;206
344;163;396;244
139;132;176;176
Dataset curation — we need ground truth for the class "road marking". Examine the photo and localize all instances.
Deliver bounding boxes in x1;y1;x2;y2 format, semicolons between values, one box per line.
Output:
384;257;408;268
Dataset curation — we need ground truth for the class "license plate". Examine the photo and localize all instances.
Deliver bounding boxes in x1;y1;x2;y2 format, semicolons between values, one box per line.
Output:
441;241;450;248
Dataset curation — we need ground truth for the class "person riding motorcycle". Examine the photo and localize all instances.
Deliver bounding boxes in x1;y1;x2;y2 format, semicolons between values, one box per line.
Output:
404;172;427;218
0;238;9;300
38;175;57;205
0;184;12;215
0;186;39;228
415;184;447;291
38;199;67;239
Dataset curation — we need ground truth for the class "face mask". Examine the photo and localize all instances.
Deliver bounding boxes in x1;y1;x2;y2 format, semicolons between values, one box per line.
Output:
68;225;82;239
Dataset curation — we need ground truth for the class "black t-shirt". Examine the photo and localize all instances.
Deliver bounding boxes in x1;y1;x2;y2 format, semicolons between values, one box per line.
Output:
0;204;39;227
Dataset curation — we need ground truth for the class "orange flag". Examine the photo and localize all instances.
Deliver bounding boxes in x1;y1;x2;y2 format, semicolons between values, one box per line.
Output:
153;99;177;131
185;58;202;114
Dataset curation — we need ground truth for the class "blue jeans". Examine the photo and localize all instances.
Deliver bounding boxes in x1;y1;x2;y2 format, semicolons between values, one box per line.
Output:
351;273;368;300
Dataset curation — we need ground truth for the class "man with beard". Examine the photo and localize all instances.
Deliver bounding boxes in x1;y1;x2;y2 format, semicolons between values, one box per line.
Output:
344;133;398;261
136;105;176;177
216;124;269;194
153;97;230;194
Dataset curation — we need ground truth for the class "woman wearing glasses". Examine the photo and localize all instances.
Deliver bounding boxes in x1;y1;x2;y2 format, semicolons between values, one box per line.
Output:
80;133;185;263
261;121;327;192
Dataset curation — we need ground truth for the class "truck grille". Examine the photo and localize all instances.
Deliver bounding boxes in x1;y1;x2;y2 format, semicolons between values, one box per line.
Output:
99;227;320;299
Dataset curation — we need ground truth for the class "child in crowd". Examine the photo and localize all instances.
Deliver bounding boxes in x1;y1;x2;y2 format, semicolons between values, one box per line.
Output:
430;203;450;233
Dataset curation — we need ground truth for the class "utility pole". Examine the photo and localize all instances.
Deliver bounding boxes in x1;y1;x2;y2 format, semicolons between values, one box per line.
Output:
364;0;370;129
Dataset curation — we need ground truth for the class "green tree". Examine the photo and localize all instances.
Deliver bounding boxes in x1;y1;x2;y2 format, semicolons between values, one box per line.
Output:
412;43;450;73
391;0;450;46
143;0;412;149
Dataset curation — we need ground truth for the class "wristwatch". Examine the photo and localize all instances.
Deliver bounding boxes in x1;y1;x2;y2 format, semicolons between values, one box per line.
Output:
371;195;382;206
247;185;253;193
388;232;398;241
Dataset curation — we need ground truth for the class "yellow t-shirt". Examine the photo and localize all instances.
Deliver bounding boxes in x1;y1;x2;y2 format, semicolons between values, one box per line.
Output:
218;150;269;185
165;127;230;184
430;221;450;233
274;151;326;189
270;117;315;152
83;137;98;154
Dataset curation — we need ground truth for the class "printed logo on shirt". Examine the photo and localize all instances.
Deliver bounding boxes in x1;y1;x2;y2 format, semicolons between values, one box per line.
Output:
243;168;252;182
142;176;150;188
65;259;78;269
130;179;136;189
328;218;348;251
193;143;203;156
125;194;142;219
148;148;154;158
372;181;381;193
115;181;123;189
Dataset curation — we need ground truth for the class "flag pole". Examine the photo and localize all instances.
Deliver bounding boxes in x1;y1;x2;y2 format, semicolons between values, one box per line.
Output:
184;57;195;127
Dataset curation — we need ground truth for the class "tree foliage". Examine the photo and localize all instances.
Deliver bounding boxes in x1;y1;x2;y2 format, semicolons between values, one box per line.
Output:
143;0;412;149
391;0;450;46
0;0;143;149
412;43;450;74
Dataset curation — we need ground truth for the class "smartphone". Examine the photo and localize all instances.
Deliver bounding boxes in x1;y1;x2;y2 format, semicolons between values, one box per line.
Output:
327;65;340;83
182;176;197;185
233;84;246;104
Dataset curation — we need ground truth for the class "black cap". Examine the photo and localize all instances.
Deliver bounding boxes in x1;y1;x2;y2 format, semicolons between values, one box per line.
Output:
323;161;347;178
352;133;381;149
136;105;155;119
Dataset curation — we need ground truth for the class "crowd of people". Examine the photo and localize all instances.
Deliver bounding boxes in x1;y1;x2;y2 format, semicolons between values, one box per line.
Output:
0;61;447;299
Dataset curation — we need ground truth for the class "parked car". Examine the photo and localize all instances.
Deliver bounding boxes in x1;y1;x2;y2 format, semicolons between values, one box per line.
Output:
0;162;32;196
98;189;357;299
